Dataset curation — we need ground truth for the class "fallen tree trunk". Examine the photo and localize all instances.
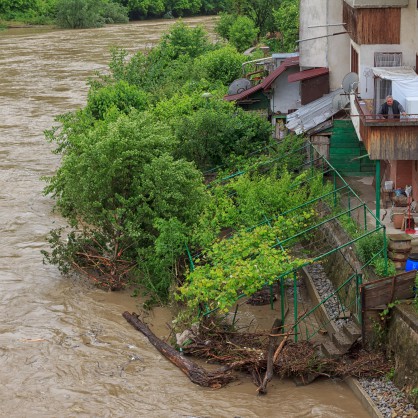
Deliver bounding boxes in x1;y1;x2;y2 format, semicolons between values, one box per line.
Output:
257;319;282;394
122;311;235;388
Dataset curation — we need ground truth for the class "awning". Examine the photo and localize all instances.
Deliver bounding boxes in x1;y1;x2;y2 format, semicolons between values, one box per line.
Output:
371;66;418;81
372;66;418;110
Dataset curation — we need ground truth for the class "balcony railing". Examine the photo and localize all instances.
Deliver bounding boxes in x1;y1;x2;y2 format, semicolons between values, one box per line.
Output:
352;96;418;160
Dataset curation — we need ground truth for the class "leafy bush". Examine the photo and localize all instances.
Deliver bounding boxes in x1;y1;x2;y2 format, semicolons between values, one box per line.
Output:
194;45;245;85
101;1;129;23
355;232;385;264
228;15;259;52
86;80;149;119
173;104;272;169
179;223;309;313
215;12;235;40
151;20;212;60
372;256;396;277
55;0;128;28
43;109;206;297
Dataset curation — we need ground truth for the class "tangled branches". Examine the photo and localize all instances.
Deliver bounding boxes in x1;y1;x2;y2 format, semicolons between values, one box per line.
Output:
180;320;391;386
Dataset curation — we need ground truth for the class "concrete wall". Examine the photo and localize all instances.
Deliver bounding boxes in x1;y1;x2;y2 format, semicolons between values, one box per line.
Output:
387;303;418;408
300;0;350;90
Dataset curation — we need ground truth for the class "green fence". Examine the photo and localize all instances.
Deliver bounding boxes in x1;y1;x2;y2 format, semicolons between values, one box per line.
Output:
186;139;385;342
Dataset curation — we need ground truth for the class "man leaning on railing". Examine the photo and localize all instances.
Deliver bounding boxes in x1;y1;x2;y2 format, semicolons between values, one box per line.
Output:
378;95;407;119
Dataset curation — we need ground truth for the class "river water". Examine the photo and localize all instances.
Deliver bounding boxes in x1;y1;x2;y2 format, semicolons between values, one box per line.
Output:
0;17;369;417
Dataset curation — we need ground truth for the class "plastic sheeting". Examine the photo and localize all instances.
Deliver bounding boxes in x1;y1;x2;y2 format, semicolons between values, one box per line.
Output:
372;66;418;111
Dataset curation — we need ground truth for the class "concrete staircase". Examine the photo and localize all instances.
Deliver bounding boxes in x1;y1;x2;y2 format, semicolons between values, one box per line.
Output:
319;321;362;358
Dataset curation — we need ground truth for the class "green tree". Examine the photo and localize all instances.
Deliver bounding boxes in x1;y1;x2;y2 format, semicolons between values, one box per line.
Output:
43;109;205;295
55;0;127;28
166;0;202;16
215;12;236;40
173;102;272;169
122;0;164;19
152;20;212;60
228;15;258;52
86;80;149;120
272;0;299;52
179;223;308;313
194;45;245;85
229;0;281;37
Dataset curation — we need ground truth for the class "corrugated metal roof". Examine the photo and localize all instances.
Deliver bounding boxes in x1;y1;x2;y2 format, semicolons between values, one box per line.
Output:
224;56;299;102
286;88;348;134
288;67;329;83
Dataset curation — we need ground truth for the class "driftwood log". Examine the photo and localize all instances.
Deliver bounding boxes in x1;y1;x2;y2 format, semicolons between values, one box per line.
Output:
122;311;235;388
257;318;282;394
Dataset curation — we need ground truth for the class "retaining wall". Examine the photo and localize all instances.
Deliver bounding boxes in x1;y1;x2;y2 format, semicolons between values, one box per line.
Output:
387;303;418;408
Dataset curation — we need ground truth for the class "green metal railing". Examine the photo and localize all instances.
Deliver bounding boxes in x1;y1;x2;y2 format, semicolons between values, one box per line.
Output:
186;139;386;343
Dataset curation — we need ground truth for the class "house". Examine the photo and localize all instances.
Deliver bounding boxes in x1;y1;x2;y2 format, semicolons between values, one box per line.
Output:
297;0;418;222
224;53;330;138
343;0;418;217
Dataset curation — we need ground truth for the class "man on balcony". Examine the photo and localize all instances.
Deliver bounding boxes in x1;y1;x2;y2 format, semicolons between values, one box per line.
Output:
378;95;407;119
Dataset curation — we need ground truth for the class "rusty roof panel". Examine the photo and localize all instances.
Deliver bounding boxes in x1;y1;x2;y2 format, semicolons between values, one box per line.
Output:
288;67;329;83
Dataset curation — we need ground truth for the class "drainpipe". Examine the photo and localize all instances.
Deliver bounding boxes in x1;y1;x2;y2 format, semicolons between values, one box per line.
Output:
376;160;381;227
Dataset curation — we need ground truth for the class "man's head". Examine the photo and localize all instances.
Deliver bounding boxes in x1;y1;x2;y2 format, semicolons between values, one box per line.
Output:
386;95;394;106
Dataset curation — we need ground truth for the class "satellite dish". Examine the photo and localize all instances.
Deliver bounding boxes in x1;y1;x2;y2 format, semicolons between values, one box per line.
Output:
228;78;252;95
332;93;350;112
341;72;359;93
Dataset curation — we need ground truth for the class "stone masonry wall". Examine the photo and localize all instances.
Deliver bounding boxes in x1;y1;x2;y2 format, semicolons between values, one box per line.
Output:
387;303;418;408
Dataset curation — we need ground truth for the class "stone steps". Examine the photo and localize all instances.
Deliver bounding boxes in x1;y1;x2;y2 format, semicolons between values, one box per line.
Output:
319;321;362;358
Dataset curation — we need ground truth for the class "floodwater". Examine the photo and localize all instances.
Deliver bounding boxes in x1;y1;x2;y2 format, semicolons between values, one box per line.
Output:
0;17;370;417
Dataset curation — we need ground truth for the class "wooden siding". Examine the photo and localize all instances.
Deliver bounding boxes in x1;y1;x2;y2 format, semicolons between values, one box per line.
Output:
301;74;329;105
343;3;401;44
360;123;418;160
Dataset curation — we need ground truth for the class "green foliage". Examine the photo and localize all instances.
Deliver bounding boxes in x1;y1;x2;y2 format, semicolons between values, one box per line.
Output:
372;256;396;277
228;15;258;52
272;0;299;52
101;1;129;23
337;214;362;238
152;20;212;60
54;0;128;28
43;109;206;297
125;0;165;19
215;12;235;40
194;45;245;85
86;80;149;120
355;232;385;265
168;0;202;17
107;48;147;86
194;165;323;248
173;104;272;169
0;0;57;23
229;0;281;37
179;222;309;313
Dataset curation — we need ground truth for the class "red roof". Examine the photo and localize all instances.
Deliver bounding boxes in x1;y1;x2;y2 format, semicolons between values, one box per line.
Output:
287;67;329;83
224;56;299;102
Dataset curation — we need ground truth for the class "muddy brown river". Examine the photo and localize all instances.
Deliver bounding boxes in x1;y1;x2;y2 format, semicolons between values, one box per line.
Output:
0;17;369;417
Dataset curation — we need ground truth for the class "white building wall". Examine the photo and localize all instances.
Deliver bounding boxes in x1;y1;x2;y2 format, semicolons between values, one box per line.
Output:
299;0;350;91
271;68;301;113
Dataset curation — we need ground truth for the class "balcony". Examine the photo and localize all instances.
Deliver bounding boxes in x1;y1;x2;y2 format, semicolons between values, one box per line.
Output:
352;97;418;161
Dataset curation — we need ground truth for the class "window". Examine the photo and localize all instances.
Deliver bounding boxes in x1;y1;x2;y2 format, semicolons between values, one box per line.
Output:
374;52;402;67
